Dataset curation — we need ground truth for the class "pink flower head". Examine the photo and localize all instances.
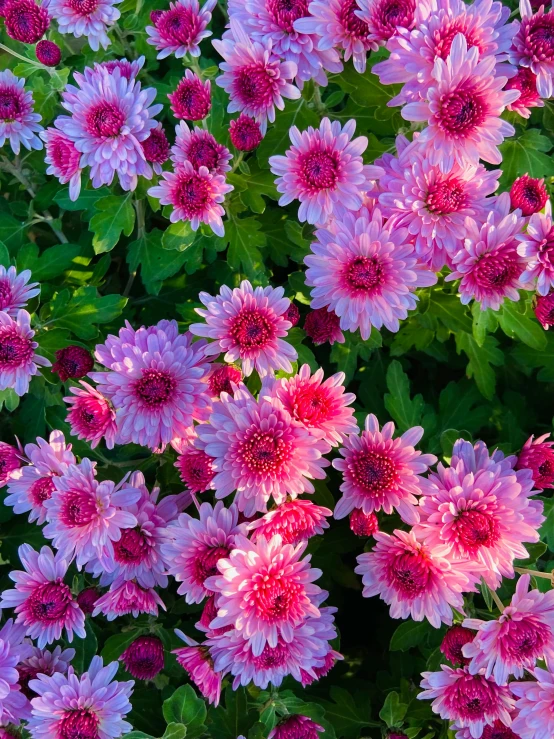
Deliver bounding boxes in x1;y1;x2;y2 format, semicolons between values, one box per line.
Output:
52;345;93;382
269;118;380;225
402;35;518;173
90;320;212;452
0;266;39;318
535;291;554;329
0;442;21;487
441;625;474;665
208;363;243;396
419;665;514;739
0;619;33;726
18;645;74;699
41;127;82;201
349;508;379;537
97;56;145;80
510;0;554;98
283;302;300;327
141;124;169;175
146;0;216;58
0;310;50;396
213;19;300;135
42;458;140;570
168;70;211;120
43;0;121;50
162;501;244;603
229;113;263;151
4;0;49;43
121;635;164;680
190;280;297;377
269;715;324;739
247;499;332;545
177;445;216;495
505;66;544;118
0;545;85;649
304;308;344;346
28;656;133;739
92;579;165;620
0;70;42;155
516;433;554;489
76;587;100;615
5;430;75;525
171;122;232;175
511;666;554;739
510;174;548;217
517;201;554;295
354;0;418;50
205;533;324;655
64;381;117;450
333;414;436;523
173;632;222;706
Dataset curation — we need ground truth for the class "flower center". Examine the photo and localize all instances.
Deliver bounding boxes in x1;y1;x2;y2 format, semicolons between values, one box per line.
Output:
114;528;149;565
229;307;274;350
454;509;500;552
0;90;21;122
291;387;331;426
447;673;497;719
528;13;554;60
60;490;98;527
58;709;99;739
134;369;176;407
338;0;369;37
234;64;276;108
187;138;220;171
473;251;521;290
434;20;481;59
178;449;214;491
28;580;72;623
87;101;125;138
482;723;520;739
351;449;397;495
344;256;384;293
426;178;466;215
0;330;34;366
374;0;415;36
253;641;290;669
68;0;100;13
30;476;55;507
193;545;229;583
239;429;292;475
299;149;339;191
174;173;211;215
251;574;302;622
388;551;429;598
502;616;550;660
267;0;309;32
438;87;486;136
158;6;199;45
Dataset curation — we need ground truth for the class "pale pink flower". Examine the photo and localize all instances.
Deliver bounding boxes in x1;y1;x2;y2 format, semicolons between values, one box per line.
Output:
41;127;82;201
0;70;42;154
0;310;50;396
146;0;216;58
517;201;554;295
171;122;232;175
173;632;222;705
511;666;554;739
510;0;554;98
0;266;39;318
516;433;554;490
505;67;544;118
18;645;74;698
64;381;117;450
92;579;165;620
43;0;121;50
97;56;145;80
355;0;422;50
269;715;324;739
453;720;520;739
247;499;332;545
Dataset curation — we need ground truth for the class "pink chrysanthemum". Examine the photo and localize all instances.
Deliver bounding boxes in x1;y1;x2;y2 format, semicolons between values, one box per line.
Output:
505;66;544;118
176;444;216;493
349;508;379;537
190;281;297;377
402;35;518;173
28;656;133;739
534;292;554;329
213;20;300;134
0;442;21;487
162;501;243;603
0;71;43;154
510;174;548;217
247;499;332;545
173;632;222;706
453;721;521;739
0;266;39;319
0;310;50;396
90;320;211;451
171;122;232;176
43;458;140;570
333;414;436;523
98;56;144;80
229;113;263;151
354;0;419;50
269;715;324;739
511;666;554;739
4;0;49;43
76;587;100;615
52;345;93;382
419;665;514;739
168;70;211;120
41;127;82;201
141;124;169;175
92;579;165;620
283;302;300;327
18;646;74;700
0;619;33;726
5;430;75;525
121;635;164;680
208;363;243;396
146;0;216;59
441;625;474;665
0;545;85;648
510;0;554;98
205;533;323;654
304;308;344;346
355;529;480;627
516;433;554;489
517;201;554;295
269;118;380;225
43;0;121;50
64;381;117;450
35;39;61;67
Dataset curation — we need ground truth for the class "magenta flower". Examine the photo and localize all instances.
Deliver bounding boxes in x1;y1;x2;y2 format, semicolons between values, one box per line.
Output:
510;0;554;98
247;499;332;546
0;70;42;154
510;174;548;217
440;625;474;665
517;201;554;295
18;645;74;699
269;715;324;739
0;266;39;318
76;587;100;615
355;0;419;50
0;619;33;726
97;56;145;80
0;442;21;487
176;443;216;493
505;67;544;119
349;508;379;537
0;545;86;648
168;70;211;120
64;381;117;450
171;122;232;175
229;113;263;151
304;308;344;346
207;363;242;396
28;656;134;739
535;292;554;330
213;19;300;134
0;310;50;396
516;433;554;489
511;666;554;739
141;124;169;174
121;635;164;681
41;128;82;201
4;0;49;43
43;0;121;50
173;632;222;706
52;345;93;382
190;280;297;377
92;579;165;620
146;0;216;59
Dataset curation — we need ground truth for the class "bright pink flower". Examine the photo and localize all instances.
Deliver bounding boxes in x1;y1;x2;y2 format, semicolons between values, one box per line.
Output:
43;0;120;50
190;280;297;377
0;619;33;726
207;363;242;396
0;310;50;396
334;414;436;523
0;545;85;648
35;39;61;67
510;174;548;217
441;625;474;665
517;201;554;295
173;632;222;706
0;70;42;154
171;122;232;175
453;721;520;739
304;308;344;346
247;499;332;545
18;645;74;699
535;292;554;329
402;35;518;173
511;666;554;739
168;70;211;120
229;113;263;151
64;381;117;449
0;442;21;487
516;433;554;489
41;127;82;201
0;266;39;318
505;66;544;118
510;0;554;98
349;508;379;537
146;0;216;58
176;444;216;493
141;124;169;174
269;715;324;739
121;635;164;680
4;0;49;43
97;56;145;80
52;345;93;382
354;0;419;50
419;665;514;739
92;579;165;620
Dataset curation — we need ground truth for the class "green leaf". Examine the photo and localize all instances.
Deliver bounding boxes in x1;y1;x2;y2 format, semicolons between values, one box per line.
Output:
0;240;10;267
162;724;187;739
512;331;554;381
317;686;378;738
226;216;267;279
45;286;127;339
127;229;189;295
384;360;424;431
161;222;197;252
514;541;548;566
434;381;490;437
428;292;473;334
72;620;98;674
17;242;81;281
89;194;135;254
471;303;498;347
162;686;206;739
480;579;494;612
54;186;111;215
208;688;256;739
122;733;154;739
390;620;430;652
498;301;547;350
379;692;408;729
330;331;382;384
455;333;504;400
0;213;28;251
228;164;278;214
498;128;554;188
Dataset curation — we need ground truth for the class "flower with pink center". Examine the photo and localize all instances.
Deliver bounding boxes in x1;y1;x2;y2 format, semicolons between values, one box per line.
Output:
205;533;323;655
146;0;216;58
141;124;169;175
208;363;243;396
535;292;554;329
516;433;554;489
64;381;117;450
121;635;164;680
176;443;216;493
4;0;49;43
5;430;75;525
41;128;82;201
173;632;222;705
17;646;74;699
171;122;232;176
92;579;165;620
213;20;300;135
453;721;521;739
269;715;324;739
517;201;554;295
0;266;39;319
43;0;121;50
304;206;437;336
76;587;100;615
510;174;548;217
269;118;380;225
28;656;134;739
349;508;379;537
441;625;474;665
510;0;554;98
229;113;263;151
333;414;436;524
90;320;212;451
0;310;50;396
0;545;85;649
43;458;140;570
247;499;332;545
190;280;297;377
283;302;300;327
97;56;144;80
0;70;42;154
304;308;344;346
196;385;330;515
0;619;33;726
354;0;419;50
419;665;514;739
511;666;554;739
52;345;93;382
168;70;211;120
0;442;21;487
505;67;544;118
402;35;519;173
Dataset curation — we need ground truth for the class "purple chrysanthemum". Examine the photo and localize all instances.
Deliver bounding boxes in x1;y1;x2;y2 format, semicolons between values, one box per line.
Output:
18;645;74;699
141;124;169;175
0;619;33;726
92;579;165;620
146;0;216;59
510;0;554;98
505;66;544;119
511;667;554;739
0;70;42;155
4;0;49;43
0;266;39;318
0;310;50;396
0;442;21;487
42;0;121;50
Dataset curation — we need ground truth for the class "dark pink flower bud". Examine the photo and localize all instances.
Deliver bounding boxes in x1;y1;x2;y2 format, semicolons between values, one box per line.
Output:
229;113;263;152
349;508;379;537
35;39;61;66
304;308;344;346
440;625;474;665
121;635;164;680
510;174;548;216
52;345;94;381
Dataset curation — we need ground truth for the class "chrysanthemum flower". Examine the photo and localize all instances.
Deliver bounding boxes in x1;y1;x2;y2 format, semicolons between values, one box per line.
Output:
76;587;100;615
121;635;164;680
173;631;222;706
354;0;419;50
0;266;39;318
64;381;117;449
28;656;134;739
146;0;216;58
52;345;93;382
516;433;554;489
269;118;379;225
349;508;379;537
207;363;242;396
283;302;300;327
168;70;211;120
247;499;332;545
441;625;474;665
269;715;324;739
355;529;480;627
41;128;82;201
43;0;121;50
304;308;344;346
535;292;554;330
0;545;86;648
171;122;232;175
35;39;62;67
505;67;544;118
213;19;300;135
453;721;520;739
98;56;145;80
517;201;554;295
205;533;324;655
17;646;74;699
419;665;514;739
176;443;216;493
510;174;548;217
333;414;435;523
162;501;244;603
0;310;50;396
229;113;263;151
511;666;554;739
510;0;554;98
141;124;169;175
0;442;21;487
92;579;165;620
402;35;518;173
0;619;33;726
190;281;297;377
4;0;49;43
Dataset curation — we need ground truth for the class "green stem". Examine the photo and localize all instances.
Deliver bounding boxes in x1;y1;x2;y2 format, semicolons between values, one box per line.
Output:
123;198;145;297
312;83;326;117
231;151;244;173
0;42;52;73
515;567;553;581
490;589;505;613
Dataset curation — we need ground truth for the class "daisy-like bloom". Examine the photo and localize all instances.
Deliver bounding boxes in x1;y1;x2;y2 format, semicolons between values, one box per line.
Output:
354;0;419;50
0;442;21;487
43;0;121;50
535;292;554;329
269;715;324;739
90;320;211;451
43;458;140;570
35;39;62;67
441;625;474;665
168;70;211;120
505;67;544;118
401;35;518;173
304;308;344;346
205;533;323;654
4;430;75;525
0;310;50;396
76;587;100;615
333;414;436;524
517;201;554;295
146;0;216;58
229;113;263;151
213;20;300;135
463;574;554;685
171;122;232;176
516;434;554;489
141;124;169;175
4;0;49;43
0;71;42;153
52;345;93;382
349;508;379;537
64;381;117;450
511;666;554;739
0;545;85;649
17;646;74;699
304;206;437;336
453;721;520;739
176;444;216;493
121;635;164;680
510;0;554;98
92;579;165;620
208;363;243;396
173;632;222;706
0;619;33;727
419;665;514;739
269;118;379;225
247;499;332;545
56;65;162;191
196;385;330;515
28;656;133;739
190;281;297;377
41;128;82;202
510;174;548;217
0;266;39;318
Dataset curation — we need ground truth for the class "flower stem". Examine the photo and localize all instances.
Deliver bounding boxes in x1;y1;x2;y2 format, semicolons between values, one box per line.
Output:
0;42;52;73
312;83;326;117
124;198;145;297
515;567;553;582
490;589;505;613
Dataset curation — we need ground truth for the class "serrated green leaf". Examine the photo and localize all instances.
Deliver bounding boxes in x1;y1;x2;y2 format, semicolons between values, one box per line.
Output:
161;221;197;252
54;186;111;215
379;691;408;729
498;301;547;350
498;128;554;188
455;332;504;399
390;621;430;652
257;98;319;166
162;724;187;739
17;242;81;281
127;229;188;295
162;685;206;738
44;286;127;339
89;194;135;253
226;216;266;279
384;360;424;431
